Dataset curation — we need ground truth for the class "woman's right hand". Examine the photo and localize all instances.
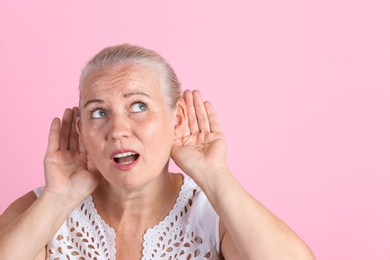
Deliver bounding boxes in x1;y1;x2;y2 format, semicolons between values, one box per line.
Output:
0;107;100;259
43;107;99;206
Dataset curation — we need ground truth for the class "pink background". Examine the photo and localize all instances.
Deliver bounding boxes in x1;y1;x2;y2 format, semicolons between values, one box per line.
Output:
1;1;389;259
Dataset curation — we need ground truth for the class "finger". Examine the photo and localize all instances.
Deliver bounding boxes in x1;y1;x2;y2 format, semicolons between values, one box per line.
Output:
68;107;79;151
183;90;199;134
46;117;61;153
59;108;73;150
193;90;210;133
204;101;223;133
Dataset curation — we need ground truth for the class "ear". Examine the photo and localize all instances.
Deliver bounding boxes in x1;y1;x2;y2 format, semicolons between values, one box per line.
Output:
75;116;89;154
174;98;189;139
75;115;82;137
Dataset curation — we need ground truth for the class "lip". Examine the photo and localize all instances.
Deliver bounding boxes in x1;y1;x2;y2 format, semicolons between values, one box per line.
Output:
110;149;139;171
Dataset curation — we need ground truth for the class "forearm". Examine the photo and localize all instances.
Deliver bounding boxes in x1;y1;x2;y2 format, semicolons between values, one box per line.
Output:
0;191;77;259
195;166;315;260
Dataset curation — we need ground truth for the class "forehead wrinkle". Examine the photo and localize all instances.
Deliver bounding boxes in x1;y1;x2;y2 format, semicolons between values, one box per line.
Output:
80;64;165;109
88;67;158;91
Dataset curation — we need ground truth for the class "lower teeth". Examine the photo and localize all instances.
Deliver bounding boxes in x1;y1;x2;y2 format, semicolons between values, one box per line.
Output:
120;161;133;165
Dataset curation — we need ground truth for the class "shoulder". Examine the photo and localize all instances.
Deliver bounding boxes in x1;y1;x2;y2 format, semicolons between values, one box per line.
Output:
183;176;241;259
0;191;38;229
182;175;221;251
0;191;47;260
181;174;219;222
183;175;216;217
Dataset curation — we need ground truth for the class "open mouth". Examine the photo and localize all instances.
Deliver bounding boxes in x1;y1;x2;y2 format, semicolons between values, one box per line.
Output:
113;151;140;165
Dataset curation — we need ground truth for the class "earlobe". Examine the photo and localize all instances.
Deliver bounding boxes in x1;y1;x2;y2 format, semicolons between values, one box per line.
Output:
174;98;188;139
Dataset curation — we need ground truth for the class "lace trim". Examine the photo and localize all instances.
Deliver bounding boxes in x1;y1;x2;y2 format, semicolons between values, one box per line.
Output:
47;196;116;259
46;175;218;259
142;176;218;259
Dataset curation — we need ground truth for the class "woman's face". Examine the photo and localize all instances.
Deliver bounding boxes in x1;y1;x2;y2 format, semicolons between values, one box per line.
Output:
77;64;178;190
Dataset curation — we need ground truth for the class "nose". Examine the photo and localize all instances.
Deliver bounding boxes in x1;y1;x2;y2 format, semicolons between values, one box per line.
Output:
107;114;131;141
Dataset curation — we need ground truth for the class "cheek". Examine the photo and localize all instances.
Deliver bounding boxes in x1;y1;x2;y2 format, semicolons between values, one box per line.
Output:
80;133;106;168
140;117;175;147
80;126;103;151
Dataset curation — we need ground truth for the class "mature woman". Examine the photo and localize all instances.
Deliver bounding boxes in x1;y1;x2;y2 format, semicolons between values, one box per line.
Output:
0;44;315;259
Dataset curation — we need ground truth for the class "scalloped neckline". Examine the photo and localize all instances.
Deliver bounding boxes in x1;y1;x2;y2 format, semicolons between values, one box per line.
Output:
88;174;191;258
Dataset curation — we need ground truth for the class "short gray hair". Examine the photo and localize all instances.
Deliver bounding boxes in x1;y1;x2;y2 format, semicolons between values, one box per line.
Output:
79;44;182;108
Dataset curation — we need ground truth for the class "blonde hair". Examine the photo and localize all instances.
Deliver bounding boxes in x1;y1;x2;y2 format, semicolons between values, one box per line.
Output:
79;44;181;108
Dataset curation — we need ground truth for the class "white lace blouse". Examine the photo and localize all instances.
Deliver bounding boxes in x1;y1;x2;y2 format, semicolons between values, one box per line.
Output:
33;175;221;259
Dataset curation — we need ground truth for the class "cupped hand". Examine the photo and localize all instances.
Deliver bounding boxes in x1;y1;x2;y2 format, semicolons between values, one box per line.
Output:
171;90;228;182
43;107;100;205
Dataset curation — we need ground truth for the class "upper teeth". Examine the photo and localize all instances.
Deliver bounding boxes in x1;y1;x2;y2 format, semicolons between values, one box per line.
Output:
114;152;135;158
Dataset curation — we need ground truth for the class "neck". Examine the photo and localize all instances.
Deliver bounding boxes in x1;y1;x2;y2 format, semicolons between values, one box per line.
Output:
92;172;183;227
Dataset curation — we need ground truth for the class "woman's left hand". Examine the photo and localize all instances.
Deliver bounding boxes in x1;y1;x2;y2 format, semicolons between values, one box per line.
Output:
171;90;228;182
171;91;316;260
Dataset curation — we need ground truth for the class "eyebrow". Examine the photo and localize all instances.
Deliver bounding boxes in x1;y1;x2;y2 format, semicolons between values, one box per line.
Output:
123;92;151;98
83;99;104;108
83;92;151;108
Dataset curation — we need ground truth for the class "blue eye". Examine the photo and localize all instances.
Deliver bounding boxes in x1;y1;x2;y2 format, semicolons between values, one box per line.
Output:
131;102;147;112
91;109;107;118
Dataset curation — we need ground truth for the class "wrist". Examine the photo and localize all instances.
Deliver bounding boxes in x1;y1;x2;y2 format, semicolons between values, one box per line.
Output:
190;163;237;197
40;187;83;213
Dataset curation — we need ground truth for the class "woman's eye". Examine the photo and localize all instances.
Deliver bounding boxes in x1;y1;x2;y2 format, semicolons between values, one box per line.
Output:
131;102;147;112
91;109;107;118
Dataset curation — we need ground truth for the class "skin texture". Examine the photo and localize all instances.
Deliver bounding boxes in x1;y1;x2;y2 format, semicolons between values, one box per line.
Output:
77;64;177;191
0;63;316;260
76;64;186;258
